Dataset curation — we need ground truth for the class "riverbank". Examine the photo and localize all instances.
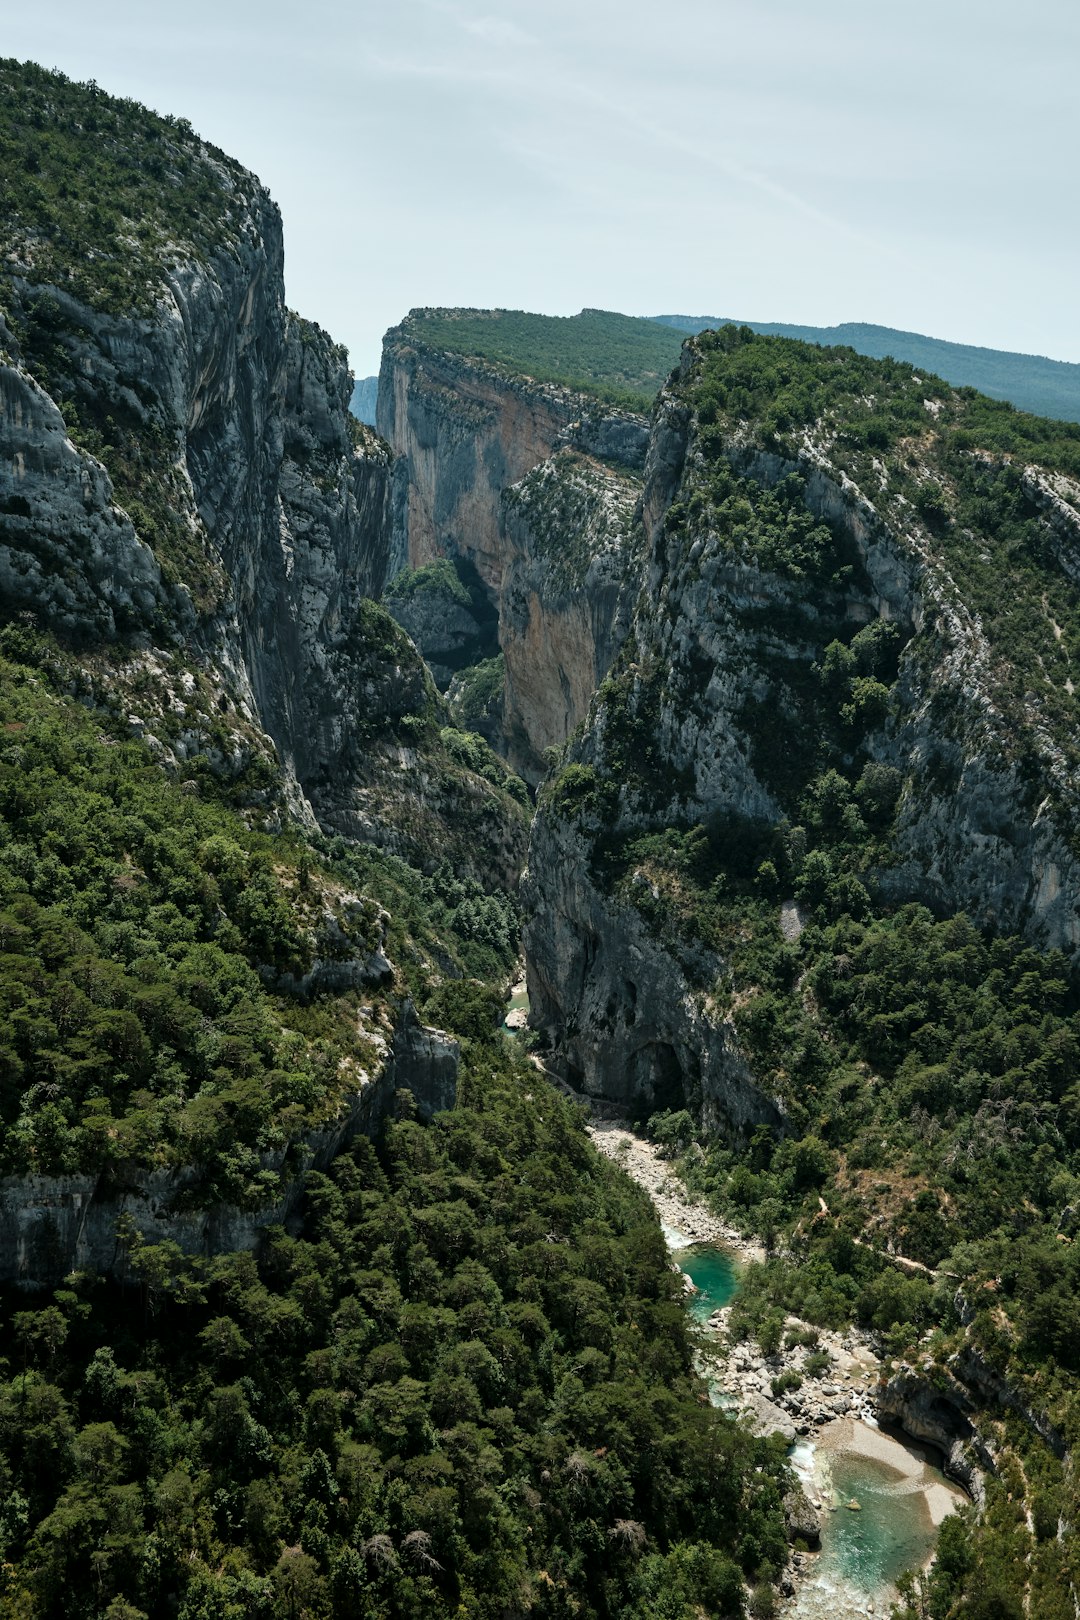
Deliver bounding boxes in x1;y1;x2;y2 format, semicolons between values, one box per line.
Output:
586;1120;766;1263
585;1116;966;1617
705;1303;881;1441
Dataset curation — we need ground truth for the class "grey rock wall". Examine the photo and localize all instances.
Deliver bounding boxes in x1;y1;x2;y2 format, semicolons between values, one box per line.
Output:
525;353;1080;1122
1;199;394;838
524;813;785;1133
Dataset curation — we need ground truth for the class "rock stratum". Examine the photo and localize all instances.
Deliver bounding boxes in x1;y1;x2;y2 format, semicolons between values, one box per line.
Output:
378;310;649;778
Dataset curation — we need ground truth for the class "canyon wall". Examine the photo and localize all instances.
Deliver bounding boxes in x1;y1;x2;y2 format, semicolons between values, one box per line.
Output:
525;334;1080;1121
377;317;651;776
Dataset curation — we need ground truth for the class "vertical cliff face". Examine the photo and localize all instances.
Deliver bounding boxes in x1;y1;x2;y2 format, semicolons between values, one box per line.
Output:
377;327;580;586
1;127;532;877
1;199;392;809
526;329;1080;1121
378;314;650;772
499;438;646;778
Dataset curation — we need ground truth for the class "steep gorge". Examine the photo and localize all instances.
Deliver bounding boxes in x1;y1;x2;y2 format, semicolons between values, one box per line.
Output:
3;58;1080;1619
378;311;648;777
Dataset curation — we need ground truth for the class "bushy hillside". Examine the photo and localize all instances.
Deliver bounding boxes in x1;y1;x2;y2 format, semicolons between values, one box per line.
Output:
0;57;262;315
654;314;1080;424
0;628;522;1194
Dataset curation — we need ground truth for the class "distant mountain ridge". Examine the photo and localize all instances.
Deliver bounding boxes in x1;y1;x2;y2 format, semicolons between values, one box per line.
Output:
651;315;1080;423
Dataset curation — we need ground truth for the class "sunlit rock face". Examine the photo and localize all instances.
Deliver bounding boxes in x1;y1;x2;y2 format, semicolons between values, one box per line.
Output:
378;317;649;778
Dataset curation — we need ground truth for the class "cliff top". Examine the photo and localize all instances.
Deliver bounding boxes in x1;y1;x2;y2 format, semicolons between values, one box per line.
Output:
677;325;1080;785
654;312;1080;425
384;305;684;409
0;57;269;315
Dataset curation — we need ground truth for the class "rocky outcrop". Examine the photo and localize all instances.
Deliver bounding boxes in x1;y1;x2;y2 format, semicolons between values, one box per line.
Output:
500;444;645;779
0;314;175;641
378;314;648;771
383;589;492;689
525;333;1080;1118
525;813;785;1129
350;374;378;426
0;1001;458;1288
876;1364;994;1502
1;213;393;805
378;322;583;587
783;1487;822;1548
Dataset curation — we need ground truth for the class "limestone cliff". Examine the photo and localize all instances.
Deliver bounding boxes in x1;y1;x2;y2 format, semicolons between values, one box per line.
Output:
0;108;525;878
526;327;1080;1119
0;64;524;1276
378;311;648;773
500;439;646;779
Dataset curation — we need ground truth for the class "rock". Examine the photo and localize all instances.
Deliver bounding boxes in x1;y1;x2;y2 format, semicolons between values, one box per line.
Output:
875;1363;993;1502
384;570;496;689
378;317;648;781
735;1394;797;1444
783;1486;822;1548
1;173;528;884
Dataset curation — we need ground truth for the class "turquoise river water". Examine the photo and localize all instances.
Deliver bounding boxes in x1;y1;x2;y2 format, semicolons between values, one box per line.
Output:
671;1237;960;1617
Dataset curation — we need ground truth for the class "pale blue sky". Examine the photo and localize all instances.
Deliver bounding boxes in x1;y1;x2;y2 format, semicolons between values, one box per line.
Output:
7;0;1078;376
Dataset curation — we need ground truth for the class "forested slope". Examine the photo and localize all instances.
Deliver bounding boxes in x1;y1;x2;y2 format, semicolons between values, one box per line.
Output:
527;326;1080;1619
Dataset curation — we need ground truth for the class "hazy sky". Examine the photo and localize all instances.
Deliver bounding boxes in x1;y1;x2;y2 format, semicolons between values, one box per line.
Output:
7;1;1078;376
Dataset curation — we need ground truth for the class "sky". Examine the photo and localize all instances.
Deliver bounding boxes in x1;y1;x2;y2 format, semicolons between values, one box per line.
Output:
6;0;1078;377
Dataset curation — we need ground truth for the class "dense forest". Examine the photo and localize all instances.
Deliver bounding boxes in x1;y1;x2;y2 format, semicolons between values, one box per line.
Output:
0;633;792;1619
0;994;790;1620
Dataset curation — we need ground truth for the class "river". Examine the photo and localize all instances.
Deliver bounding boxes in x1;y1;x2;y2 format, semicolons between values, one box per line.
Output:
593;1124;964;1618
505;993;964;1614
664;1226;964;1618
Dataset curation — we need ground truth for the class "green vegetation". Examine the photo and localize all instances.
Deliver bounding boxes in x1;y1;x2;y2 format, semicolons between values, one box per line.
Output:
539;328;1080;1616
0;629;524;1193
653;314;1080;425
439;727;530;808
502;450;643;592
392;308;684;409
607;821;1080;1614
0;57;259;315
448;654;505;736
386;560;472;609
0;60;270;610
0;999;790;1620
